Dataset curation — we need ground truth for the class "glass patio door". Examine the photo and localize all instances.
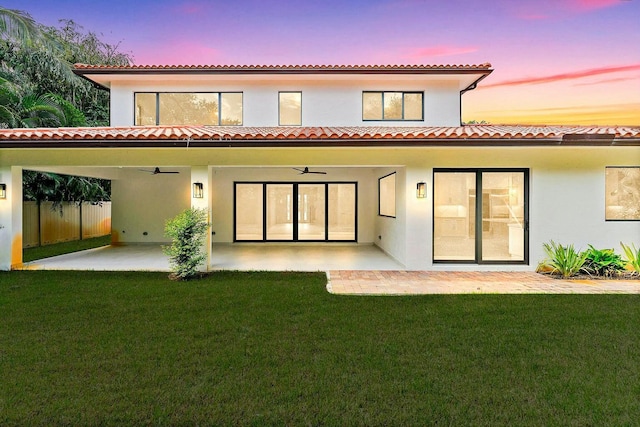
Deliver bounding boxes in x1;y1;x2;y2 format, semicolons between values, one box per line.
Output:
235;182;356;242
433;169;528;264
298;184;325;240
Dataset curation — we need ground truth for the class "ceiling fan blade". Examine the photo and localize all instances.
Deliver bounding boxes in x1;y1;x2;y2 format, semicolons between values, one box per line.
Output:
308;171;327;174
159;171;180;174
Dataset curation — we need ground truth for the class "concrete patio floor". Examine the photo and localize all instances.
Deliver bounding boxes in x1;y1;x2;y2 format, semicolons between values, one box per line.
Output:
21;243;404;272
19;244;640;294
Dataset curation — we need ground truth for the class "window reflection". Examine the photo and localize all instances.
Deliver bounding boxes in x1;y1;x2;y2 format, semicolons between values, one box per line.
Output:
134;92;242;126
606;167;640;220
279;92;302;126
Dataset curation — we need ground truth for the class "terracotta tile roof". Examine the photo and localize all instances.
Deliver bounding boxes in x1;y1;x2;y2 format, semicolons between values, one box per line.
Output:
73;63;493;72
1;125;638;147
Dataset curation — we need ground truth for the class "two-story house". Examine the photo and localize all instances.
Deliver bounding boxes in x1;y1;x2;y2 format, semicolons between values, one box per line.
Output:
0;64;638;271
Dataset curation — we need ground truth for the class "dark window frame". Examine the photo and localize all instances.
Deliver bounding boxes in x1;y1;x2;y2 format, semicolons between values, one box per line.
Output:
278;91;302;126
233;181;358;242
432;168;530;265
378;172;397;218
133;91;243;126
362;91;424;121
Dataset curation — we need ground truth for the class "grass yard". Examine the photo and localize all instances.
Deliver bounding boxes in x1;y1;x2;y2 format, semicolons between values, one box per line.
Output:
22;235;112;262
1;271;638;426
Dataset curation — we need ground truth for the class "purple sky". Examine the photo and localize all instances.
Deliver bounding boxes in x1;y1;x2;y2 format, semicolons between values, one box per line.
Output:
6;0;640;125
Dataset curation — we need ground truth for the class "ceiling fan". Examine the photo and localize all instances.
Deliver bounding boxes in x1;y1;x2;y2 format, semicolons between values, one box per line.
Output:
139;167;180;175
293;167;327;175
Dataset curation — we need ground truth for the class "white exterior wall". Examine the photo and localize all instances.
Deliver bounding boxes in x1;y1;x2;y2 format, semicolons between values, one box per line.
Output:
109;77;461;127
1;145;638;271
110;168;190;243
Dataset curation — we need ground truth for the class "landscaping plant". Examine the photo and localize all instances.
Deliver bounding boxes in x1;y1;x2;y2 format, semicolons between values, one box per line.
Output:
541;240;588;278
581;245;627;278
163;207;210;280
620;242;640;274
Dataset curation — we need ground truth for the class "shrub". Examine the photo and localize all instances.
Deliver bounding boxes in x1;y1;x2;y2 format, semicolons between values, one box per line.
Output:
581;245;627;277
540;240;588;278
163;207;210;280
620;242;640;274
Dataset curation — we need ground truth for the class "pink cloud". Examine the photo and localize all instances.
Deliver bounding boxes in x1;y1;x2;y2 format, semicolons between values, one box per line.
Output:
482;64;640;88
404;45;478;59
513;0;626;20
568;0;624;11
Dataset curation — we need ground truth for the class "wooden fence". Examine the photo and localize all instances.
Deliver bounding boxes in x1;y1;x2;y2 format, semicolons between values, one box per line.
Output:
22;201;111;248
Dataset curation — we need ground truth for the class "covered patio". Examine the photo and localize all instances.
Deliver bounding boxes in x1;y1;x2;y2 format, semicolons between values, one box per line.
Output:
20;243;404;272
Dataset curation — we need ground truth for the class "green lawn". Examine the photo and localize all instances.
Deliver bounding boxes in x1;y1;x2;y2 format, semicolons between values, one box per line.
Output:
22;235;112;262
1;271;638;426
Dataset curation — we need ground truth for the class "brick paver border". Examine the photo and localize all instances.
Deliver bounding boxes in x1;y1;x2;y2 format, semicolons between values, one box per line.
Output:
327;271;640;295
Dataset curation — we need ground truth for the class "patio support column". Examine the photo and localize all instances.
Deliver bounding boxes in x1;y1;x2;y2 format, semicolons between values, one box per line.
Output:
0;166;23;270
405;168;431;270
191;166;211;272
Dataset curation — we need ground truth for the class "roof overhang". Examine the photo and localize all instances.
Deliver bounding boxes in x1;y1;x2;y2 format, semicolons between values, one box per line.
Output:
1;125;639;148
73;64;494;93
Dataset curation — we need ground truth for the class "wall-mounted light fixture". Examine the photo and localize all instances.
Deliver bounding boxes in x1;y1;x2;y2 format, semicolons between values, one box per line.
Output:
416;182;426;199
0;183;6;199
193;182;204;198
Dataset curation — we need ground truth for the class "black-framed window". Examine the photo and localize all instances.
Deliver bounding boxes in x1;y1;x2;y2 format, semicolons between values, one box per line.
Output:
279;91;302;126
378;172;396;218
134;92;243;125
433;168;529;264
363;91;423;121
234;182;357;242
605;166;640;221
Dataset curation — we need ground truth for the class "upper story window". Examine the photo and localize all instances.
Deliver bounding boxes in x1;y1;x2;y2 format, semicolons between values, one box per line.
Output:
279;92;302;126
362;91;423;121
135;92;243;126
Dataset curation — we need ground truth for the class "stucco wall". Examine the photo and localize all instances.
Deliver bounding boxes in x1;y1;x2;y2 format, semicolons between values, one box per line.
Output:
373;167;407;266
1;145;638;271
109;78;461;127
111;168;190;243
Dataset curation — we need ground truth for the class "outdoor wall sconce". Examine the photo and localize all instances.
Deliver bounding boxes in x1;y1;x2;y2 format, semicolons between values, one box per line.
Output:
416;182;426;199
0;183;6;199
193;182;204;198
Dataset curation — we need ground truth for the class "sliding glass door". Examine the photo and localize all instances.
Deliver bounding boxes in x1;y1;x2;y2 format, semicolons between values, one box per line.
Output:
235;182;356;242
433;169;528;264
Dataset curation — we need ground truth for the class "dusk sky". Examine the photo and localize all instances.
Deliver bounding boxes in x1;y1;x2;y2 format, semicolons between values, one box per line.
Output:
6;0;640;125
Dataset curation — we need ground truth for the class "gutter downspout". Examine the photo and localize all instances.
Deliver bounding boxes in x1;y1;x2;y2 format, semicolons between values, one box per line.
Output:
459;71;493;126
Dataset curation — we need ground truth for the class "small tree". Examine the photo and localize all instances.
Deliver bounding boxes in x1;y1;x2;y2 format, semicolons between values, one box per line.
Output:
163;207;210;280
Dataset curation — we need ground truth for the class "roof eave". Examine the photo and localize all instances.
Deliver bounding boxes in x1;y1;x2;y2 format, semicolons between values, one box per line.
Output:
2;136;639;149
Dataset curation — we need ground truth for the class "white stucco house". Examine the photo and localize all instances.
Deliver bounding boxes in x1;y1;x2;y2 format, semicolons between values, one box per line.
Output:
0;63;639;271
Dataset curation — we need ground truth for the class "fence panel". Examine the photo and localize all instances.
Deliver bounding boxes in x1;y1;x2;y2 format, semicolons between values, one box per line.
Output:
40;202;80;245
82;202;112;239
22;201;112;248
22;201;40;248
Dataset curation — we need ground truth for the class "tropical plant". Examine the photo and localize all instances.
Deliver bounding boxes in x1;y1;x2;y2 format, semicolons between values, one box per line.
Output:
581;245;627;277
23;170;110;214
0;8;132;127
163;208;211;280
620;242;640;274
0;7;42;45
540;240;588;278
0;77;66;128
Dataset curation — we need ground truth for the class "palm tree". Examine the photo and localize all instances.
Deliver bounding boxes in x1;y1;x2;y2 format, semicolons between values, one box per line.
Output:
0;76;67;128
0;7;41;45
